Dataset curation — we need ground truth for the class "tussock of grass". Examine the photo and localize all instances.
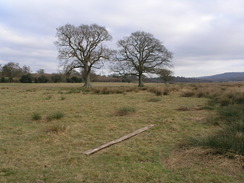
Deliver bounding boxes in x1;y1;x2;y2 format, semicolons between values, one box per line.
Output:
190;104;244;155
31;112;42;120
44;124;67;134
148;98;161;102
180;89;195;97
147;87;164;96
46;111;64;121
115;106;136;116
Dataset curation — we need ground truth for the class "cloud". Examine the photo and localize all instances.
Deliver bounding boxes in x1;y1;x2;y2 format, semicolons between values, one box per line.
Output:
0;0;244;76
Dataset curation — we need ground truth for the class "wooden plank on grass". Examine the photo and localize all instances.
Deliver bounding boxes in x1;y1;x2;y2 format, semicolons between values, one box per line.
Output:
83;124;155;155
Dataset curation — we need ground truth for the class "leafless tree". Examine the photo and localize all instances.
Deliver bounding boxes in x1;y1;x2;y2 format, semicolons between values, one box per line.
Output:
113;31;173;87
155;68;174;84
55;24;112;88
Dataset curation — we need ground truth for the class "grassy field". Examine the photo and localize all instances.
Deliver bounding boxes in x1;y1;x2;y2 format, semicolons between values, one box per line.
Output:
0;82;243;182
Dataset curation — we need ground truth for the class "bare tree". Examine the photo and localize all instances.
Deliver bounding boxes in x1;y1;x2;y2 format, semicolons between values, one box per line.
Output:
156;68;174;84
55;24;112;88
113;31;172;87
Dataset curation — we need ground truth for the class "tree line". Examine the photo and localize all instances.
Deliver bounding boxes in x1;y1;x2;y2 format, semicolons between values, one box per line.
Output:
0;62;155;83
0;24;173;85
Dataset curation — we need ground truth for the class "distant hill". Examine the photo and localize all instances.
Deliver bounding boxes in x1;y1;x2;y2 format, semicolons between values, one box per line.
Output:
198;72;244;82
146;72;244;83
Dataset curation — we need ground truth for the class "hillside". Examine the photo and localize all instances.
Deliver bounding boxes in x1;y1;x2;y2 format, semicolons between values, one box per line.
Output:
198;72;244;82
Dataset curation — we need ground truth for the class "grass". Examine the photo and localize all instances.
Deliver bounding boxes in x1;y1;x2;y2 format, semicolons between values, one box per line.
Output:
31;112;42;121
115;106;136;116
46;111;64;121
0;82;243;183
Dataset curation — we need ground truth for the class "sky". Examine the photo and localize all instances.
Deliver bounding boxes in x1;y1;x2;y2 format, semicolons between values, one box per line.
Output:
0;0;244;77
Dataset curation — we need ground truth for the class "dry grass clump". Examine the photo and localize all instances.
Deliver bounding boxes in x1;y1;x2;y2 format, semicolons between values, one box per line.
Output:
180;89;195;97
115;106;136;116
148;87;164;96
164;147;244;176
31;112;42;121
92;86;140;94
44;124;67;134
46;111;64;121
147;98;161;102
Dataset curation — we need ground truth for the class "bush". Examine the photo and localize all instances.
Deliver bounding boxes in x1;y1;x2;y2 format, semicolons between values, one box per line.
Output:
20;74;33;83
35;75;49;83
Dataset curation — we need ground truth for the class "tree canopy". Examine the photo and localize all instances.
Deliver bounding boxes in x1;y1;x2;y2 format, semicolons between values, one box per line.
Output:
113;31;173;87
54;24;112;88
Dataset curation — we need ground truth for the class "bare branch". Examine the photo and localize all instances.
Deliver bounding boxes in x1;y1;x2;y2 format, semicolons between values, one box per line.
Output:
55;24;112;88
112;31;173;87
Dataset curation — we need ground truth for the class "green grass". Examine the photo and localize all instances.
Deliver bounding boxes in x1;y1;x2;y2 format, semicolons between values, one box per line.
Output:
0;83;243;183
46;111;64;121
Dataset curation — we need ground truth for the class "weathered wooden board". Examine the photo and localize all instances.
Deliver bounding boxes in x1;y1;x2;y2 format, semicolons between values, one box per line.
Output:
83;124;155;155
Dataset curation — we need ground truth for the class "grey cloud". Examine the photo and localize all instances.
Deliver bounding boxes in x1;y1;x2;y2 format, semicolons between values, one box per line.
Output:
0;0;244;76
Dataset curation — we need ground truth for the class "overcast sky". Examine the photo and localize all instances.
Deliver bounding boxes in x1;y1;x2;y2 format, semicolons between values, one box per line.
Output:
0;0;244;77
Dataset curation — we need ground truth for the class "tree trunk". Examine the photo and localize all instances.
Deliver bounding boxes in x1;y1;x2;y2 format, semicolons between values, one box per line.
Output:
138;73;144;87
83;68;92;88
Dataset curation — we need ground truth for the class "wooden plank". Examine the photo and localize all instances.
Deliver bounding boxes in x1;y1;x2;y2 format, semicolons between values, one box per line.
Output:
83;124;155;155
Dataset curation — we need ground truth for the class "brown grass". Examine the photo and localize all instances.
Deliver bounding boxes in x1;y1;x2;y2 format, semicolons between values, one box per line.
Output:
164;147;244;177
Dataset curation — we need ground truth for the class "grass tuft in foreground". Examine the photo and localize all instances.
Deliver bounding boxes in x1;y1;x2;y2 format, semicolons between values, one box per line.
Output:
31;112;42;121
190;104;244;155
115;106;136;116
46;111;64;121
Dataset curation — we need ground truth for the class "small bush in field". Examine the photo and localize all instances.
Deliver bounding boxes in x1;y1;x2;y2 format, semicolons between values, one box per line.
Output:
46;112;64;121
32;112;42;120
116;106;136;116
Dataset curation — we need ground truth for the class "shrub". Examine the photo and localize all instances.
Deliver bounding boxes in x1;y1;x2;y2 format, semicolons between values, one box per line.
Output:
116;106;136;116
32;112;42;120
20;74;33;83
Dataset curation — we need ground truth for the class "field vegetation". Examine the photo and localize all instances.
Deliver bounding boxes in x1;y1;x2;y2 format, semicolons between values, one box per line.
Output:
0;82;243;182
